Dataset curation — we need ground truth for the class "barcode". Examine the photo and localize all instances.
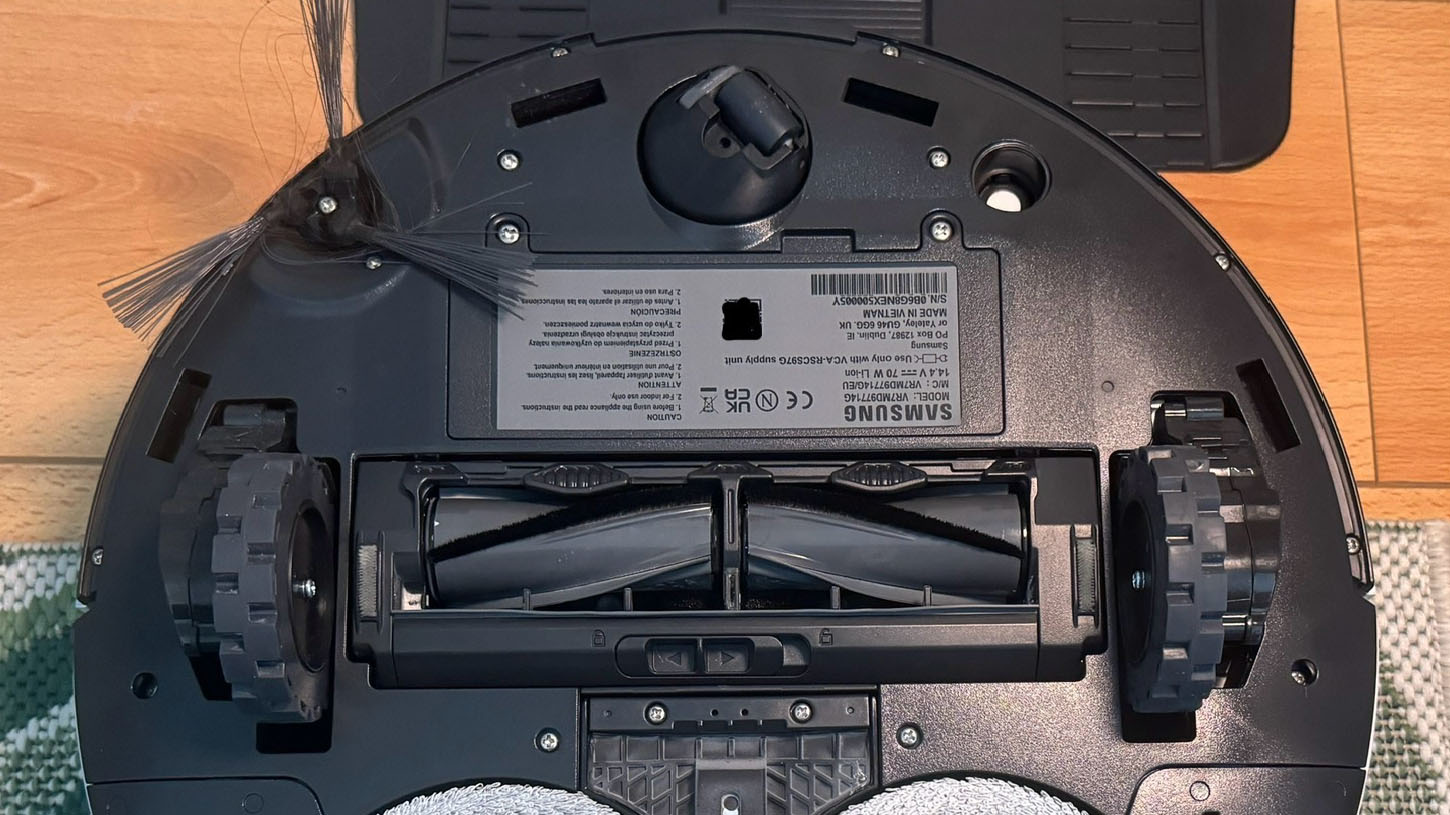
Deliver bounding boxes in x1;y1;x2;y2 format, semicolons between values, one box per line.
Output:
809;271;948;296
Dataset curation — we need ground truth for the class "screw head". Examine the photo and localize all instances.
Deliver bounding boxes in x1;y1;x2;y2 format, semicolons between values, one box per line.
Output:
929;218;954;242
1214;253;1231;270
365;256;383;270
1189;781;1211;802
896;724;922;748
292;579;317;599
881;44;900;57
790;701;813;723
551;46;570;58
536;729;561;753
91;548;104;566
644;702;668;725
1290;659;1319;685
928;149;951;169
1346;535;1362;555
498;151;521;172
496;222;522;245
317;196;338;215
1130;570;1150;590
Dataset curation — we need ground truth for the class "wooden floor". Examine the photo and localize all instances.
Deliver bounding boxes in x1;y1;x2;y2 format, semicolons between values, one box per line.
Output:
1;0;1448;541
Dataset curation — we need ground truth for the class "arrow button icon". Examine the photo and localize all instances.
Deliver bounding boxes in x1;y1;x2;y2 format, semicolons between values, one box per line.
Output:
704;640;752;674
648;640;697;674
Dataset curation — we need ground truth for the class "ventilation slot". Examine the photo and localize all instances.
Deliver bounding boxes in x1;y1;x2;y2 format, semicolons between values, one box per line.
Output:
842;78;938;126
511;78;606;127
147;369;211;462
1236;359;1300;452
356;542;380;621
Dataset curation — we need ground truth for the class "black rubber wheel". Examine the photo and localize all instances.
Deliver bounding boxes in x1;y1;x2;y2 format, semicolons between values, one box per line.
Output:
210;453;336;722
1114;446;1229;713
158;462;229;657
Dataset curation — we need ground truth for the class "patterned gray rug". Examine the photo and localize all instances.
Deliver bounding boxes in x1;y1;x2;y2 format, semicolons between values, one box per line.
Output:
2;523;1446;814
0;545;83;815
1363;522;1450;814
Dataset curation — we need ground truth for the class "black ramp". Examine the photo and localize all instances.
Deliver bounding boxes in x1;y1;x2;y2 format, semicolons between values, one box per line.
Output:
354;0;1294;170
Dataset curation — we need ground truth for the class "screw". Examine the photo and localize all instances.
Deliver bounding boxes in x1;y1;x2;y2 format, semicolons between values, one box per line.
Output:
497;222;522;245
790;701;813;723
928;149;950;169
1214;253;1231;270
1130;570;1150;590
498;151;521;171
292;579;317;599
644;702;668;725
1189;781;1211;802
536;729;560;753
317;196;338;215
1290;666;1311;685
551;46;570;58
929;218;953;242
1346;535;1362;555
91;548;104;566
365;256;383;270
881;44;900;58
896;724;922;749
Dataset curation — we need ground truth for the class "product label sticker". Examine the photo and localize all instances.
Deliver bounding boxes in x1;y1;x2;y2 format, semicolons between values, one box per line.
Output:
494;265;961;431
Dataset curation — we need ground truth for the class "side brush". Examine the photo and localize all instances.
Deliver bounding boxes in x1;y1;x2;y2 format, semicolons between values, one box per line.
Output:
100;0;532;349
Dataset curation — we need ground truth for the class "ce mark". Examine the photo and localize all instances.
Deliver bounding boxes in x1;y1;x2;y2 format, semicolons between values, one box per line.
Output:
785;390;814;410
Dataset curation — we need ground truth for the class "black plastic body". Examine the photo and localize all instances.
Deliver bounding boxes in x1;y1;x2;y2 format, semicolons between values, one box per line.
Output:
76;27;1369;815
355;0;1295;170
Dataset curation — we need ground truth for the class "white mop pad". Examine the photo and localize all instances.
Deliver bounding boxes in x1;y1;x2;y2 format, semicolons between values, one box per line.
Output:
380;777;1087;815
842;777;1087;814
381;783;617;815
